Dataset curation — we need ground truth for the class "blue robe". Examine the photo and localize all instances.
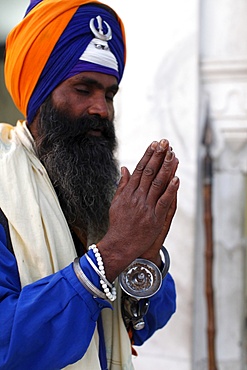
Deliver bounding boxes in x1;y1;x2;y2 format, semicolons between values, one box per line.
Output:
0;215;176;369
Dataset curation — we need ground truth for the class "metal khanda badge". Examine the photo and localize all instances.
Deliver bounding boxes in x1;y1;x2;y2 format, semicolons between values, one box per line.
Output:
79;15;118;71
90;15;112;43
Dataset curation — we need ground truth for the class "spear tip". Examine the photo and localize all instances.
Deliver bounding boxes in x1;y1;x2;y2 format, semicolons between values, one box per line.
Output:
202;110;213;148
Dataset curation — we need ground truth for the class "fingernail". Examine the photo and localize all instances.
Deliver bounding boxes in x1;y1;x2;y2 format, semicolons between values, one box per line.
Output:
171;176;179;186
151;141;158;150
157;139;169;152
165;150;174;161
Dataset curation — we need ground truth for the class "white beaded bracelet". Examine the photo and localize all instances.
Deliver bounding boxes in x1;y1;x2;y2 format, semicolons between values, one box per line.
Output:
88;244;117;302
85;253;113;289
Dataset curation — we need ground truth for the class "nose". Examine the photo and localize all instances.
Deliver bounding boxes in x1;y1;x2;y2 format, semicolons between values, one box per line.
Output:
87;94;109;119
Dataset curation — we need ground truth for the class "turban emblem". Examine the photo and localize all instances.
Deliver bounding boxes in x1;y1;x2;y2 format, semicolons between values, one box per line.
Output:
90;15;112;43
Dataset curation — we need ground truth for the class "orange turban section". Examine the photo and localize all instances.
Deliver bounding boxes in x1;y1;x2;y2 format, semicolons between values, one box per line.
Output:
4;0;126;118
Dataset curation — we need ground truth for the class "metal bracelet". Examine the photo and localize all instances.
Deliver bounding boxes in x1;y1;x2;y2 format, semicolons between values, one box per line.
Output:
73;257;105;299
160;246;170;279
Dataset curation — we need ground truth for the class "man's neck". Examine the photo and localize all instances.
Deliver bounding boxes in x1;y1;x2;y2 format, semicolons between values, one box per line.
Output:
71;226;88;254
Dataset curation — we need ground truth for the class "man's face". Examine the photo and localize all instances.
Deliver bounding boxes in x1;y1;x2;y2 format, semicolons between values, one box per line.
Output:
31;72;120;246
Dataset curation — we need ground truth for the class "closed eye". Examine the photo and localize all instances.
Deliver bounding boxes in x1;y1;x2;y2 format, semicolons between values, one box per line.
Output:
106;93;115;102
75;88;90;95
106;88;118;102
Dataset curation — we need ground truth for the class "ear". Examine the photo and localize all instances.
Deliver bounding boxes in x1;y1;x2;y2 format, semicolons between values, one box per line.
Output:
27;113;40;139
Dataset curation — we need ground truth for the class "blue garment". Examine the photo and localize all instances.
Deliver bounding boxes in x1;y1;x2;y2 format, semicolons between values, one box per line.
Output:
0;219;176;369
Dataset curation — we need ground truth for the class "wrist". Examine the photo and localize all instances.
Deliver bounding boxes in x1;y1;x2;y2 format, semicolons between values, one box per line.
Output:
97;236;132;282
140;252;162;268
141;247;170;279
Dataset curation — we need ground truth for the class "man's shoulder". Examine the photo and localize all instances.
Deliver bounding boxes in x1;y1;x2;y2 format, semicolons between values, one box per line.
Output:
0;122;16;132
0;121;25;155
0;123;16;148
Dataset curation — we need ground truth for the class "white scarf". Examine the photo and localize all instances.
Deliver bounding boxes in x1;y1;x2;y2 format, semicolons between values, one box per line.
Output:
0;121;134;370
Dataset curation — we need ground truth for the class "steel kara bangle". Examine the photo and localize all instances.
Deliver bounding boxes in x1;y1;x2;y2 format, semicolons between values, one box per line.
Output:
160;246;170;279
73;257;106;299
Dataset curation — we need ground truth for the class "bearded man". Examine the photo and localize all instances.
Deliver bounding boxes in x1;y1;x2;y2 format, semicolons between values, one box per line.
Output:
0;1;180;369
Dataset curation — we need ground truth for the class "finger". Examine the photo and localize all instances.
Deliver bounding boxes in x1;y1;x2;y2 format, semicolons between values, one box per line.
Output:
140;196;178;261
159;149;179;188
153;195;178;249
136;139;170;194
147;151;179;204
127;139;169;191
155;176;180;219
161;195;177;240
111;166;131;204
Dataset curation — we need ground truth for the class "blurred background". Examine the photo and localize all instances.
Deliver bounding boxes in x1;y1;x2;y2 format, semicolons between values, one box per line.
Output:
0;1;247;369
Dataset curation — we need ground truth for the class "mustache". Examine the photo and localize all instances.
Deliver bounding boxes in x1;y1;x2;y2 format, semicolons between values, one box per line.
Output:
42;115;115;144
59;115;115;139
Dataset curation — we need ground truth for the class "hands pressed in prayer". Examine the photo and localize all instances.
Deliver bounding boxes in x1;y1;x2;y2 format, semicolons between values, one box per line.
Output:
98;139;179;282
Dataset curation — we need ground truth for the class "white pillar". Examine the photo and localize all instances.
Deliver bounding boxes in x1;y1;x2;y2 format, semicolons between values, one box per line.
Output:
195;0;247;369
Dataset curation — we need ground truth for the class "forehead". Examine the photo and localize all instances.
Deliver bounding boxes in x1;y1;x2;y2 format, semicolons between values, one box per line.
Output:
60;71;119;90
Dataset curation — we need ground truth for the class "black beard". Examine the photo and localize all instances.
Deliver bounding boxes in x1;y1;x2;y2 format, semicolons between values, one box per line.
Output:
34;96;119;245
